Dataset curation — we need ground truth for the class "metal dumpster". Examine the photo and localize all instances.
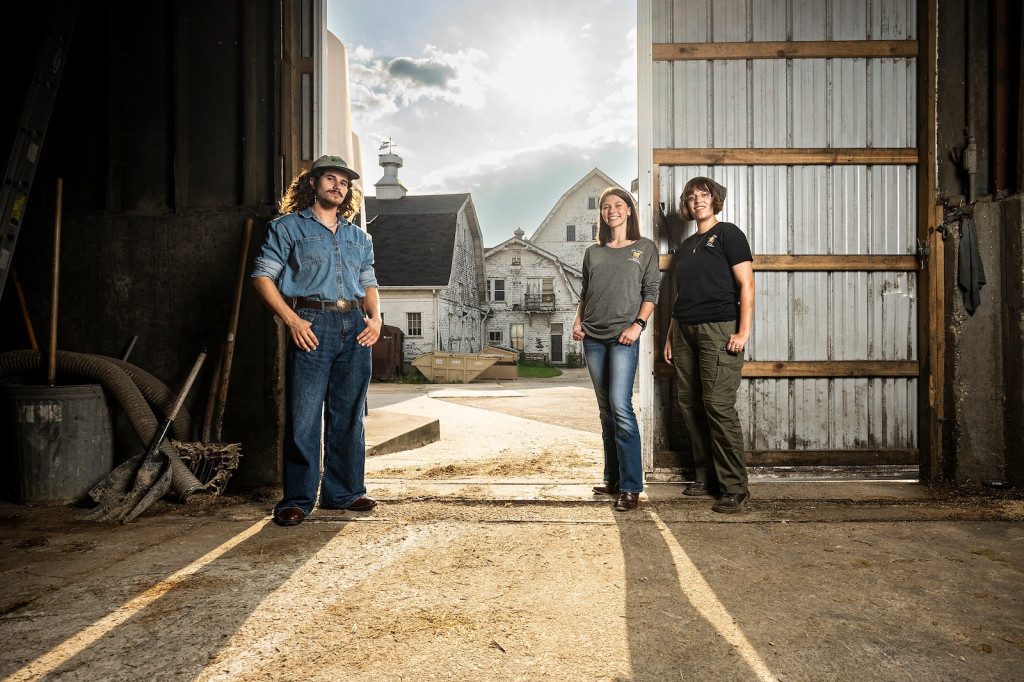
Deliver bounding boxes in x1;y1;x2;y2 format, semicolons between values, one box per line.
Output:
477;346;520;380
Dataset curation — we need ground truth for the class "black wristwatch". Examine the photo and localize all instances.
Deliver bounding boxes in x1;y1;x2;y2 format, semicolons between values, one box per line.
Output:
633;318;647;331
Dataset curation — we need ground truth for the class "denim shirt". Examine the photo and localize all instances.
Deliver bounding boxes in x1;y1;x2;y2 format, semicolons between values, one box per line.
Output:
251;207;378;301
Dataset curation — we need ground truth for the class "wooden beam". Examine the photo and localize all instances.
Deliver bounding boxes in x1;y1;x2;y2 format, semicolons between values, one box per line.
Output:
918;0;944;484
746;449;920;467
659;253;919;271
752;254;918;271
653;40;918;61
655;360;918;378
242;0;262;206
656;449;919;467
173;3;189;209
654;148;918;166
281;0;300;183
743;361;919;378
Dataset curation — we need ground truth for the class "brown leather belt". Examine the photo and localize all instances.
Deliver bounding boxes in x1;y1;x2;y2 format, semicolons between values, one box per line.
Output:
293;297;363;313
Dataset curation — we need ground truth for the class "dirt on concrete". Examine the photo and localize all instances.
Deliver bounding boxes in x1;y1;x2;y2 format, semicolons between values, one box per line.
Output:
1;371;1023;681
366;369;604;482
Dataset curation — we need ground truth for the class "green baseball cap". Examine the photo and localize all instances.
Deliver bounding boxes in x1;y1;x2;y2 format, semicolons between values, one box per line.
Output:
310;154;360;180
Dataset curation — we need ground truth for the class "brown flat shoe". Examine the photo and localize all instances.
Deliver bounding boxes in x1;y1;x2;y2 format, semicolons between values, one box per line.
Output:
273;507;305;526
593;481;620;496
615;492;639;511
345;496;378;512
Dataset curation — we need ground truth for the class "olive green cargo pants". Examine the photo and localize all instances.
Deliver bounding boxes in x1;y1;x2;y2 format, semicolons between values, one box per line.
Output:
670;320;748;494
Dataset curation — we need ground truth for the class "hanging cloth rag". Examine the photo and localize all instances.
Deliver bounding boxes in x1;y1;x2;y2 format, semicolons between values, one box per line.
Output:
957;217;986;314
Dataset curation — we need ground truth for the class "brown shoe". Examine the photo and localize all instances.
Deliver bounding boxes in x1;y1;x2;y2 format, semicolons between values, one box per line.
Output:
273;507;305;526
345;496;378;512
593;481;620;495
615;492;639;511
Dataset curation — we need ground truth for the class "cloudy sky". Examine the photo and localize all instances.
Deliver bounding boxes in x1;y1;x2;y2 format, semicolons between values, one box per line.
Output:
327;0;638;247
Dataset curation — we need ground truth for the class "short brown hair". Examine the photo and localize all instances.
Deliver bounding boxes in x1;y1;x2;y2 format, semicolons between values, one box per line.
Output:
680;176;725;221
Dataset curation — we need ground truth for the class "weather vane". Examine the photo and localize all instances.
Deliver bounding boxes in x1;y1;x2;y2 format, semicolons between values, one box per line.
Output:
378;137;395;153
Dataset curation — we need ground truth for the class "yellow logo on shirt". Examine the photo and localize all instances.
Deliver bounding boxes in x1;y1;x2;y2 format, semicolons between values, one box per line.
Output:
706;235;718;248
630;249;642;261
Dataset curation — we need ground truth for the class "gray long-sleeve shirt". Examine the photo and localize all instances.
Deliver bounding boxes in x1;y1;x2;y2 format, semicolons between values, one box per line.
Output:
579;237;661;339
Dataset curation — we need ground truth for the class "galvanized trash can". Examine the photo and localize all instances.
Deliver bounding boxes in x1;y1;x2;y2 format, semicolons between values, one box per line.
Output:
0;384;114;504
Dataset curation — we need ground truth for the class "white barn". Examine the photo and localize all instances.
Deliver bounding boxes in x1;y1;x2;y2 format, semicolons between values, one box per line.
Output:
481;168;627;365
363;154;486;362
483;228;583;365
527;168;624;272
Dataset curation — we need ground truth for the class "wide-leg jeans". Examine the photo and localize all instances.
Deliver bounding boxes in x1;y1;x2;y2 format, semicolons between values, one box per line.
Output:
583;336;643;494
670;320;748;494
277;307;371;515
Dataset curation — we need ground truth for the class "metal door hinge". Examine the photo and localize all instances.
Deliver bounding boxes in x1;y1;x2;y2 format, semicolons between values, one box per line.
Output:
916;238;931;267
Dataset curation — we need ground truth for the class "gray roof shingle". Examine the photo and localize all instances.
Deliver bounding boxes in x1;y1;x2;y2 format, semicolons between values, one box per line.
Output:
363;195;469;287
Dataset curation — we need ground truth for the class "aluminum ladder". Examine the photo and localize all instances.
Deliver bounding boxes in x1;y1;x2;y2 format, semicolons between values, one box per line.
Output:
0;0;80;302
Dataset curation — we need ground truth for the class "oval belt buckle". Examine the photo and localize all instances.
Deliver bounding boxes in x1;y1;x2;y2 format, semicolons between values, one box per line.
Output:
336;298;352;312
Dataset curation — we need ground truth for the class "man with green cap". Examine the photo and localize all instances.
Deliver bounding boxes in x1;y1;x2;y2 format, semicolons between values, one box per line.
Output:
251;155;382;526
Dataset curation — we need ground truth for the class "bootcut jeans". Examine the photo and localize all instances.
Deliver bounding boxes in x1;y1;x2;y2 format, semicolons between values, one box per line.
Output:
277;307;371;515
583;336;643;494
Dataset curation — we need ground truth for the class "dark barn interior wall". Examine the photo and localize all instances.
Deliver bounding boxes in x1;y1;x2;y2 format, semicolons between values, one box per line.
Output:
0;1;284;488
937;0;1024;486
652;247;690;473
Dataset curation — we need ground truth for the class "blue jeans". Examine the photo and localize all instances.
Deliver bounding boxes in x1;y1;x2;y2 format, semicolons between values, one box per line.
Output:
583;337;643;493
277;308;371;515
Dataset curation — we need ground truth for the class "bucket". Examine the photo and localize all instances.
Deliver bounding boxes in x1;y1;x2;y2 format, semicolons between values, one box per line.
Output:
0;384;114;504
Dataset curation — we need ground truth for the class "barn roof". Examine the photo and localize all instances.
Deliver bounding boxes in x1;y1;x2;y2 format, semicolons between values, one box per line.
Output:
363;194;471;287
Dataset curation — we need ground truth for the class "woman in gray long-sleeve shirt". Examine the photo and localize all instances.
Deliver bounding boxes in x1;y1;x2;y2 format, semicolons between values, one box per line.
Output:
572;187;661;512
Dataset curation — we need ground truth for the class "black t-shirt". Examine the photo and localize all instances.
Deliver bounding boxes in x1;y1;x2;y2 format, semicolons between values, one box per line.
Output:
671;221;753;324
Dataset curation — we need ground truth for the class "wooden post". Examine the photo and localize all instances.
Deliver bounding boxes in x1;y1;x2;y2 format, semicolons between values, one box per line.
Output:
212;219;254;441
47;178;63;386
917;0;943;483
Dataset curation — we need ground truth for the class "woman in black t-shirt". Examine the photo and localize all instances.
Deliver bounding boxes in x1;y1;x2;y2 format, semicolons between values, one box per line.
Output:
662;177;754;514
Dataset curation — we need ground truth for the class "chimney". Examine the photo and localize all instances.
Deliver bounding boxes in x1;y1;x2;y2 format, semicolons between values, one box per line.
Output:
375;152;408;200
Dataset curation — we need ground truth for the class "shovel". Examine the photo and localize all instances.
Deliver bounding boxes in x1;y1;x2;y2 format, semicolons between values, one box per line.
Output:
84;348;208;523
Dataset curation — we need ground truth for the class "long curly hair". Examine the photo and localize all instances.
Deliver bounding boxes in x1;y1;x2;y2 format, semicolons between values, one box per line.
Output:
279;169;363;221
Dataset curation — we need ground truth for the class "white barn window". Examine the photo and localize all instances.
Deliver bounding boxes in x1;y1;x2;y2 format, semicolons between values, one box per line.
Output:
510;323;524;350
488;279;506;302
407;312;422;337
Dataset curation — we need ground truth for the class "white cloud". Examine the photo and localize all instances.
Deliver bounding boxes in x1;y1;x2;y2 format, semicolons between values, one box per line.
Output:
345;44;490;123
333;0;639;244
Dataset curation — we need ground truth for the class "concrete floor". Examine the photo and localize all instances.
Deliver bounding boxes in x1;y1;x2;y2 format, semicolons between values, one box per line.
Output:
1;372;1022;680
1;487;1021;681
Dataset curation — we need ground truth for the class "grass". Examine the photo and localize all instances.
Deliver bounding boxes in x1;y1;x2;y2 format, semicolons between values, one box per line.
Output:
375;370;431;384
517;365;562;378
